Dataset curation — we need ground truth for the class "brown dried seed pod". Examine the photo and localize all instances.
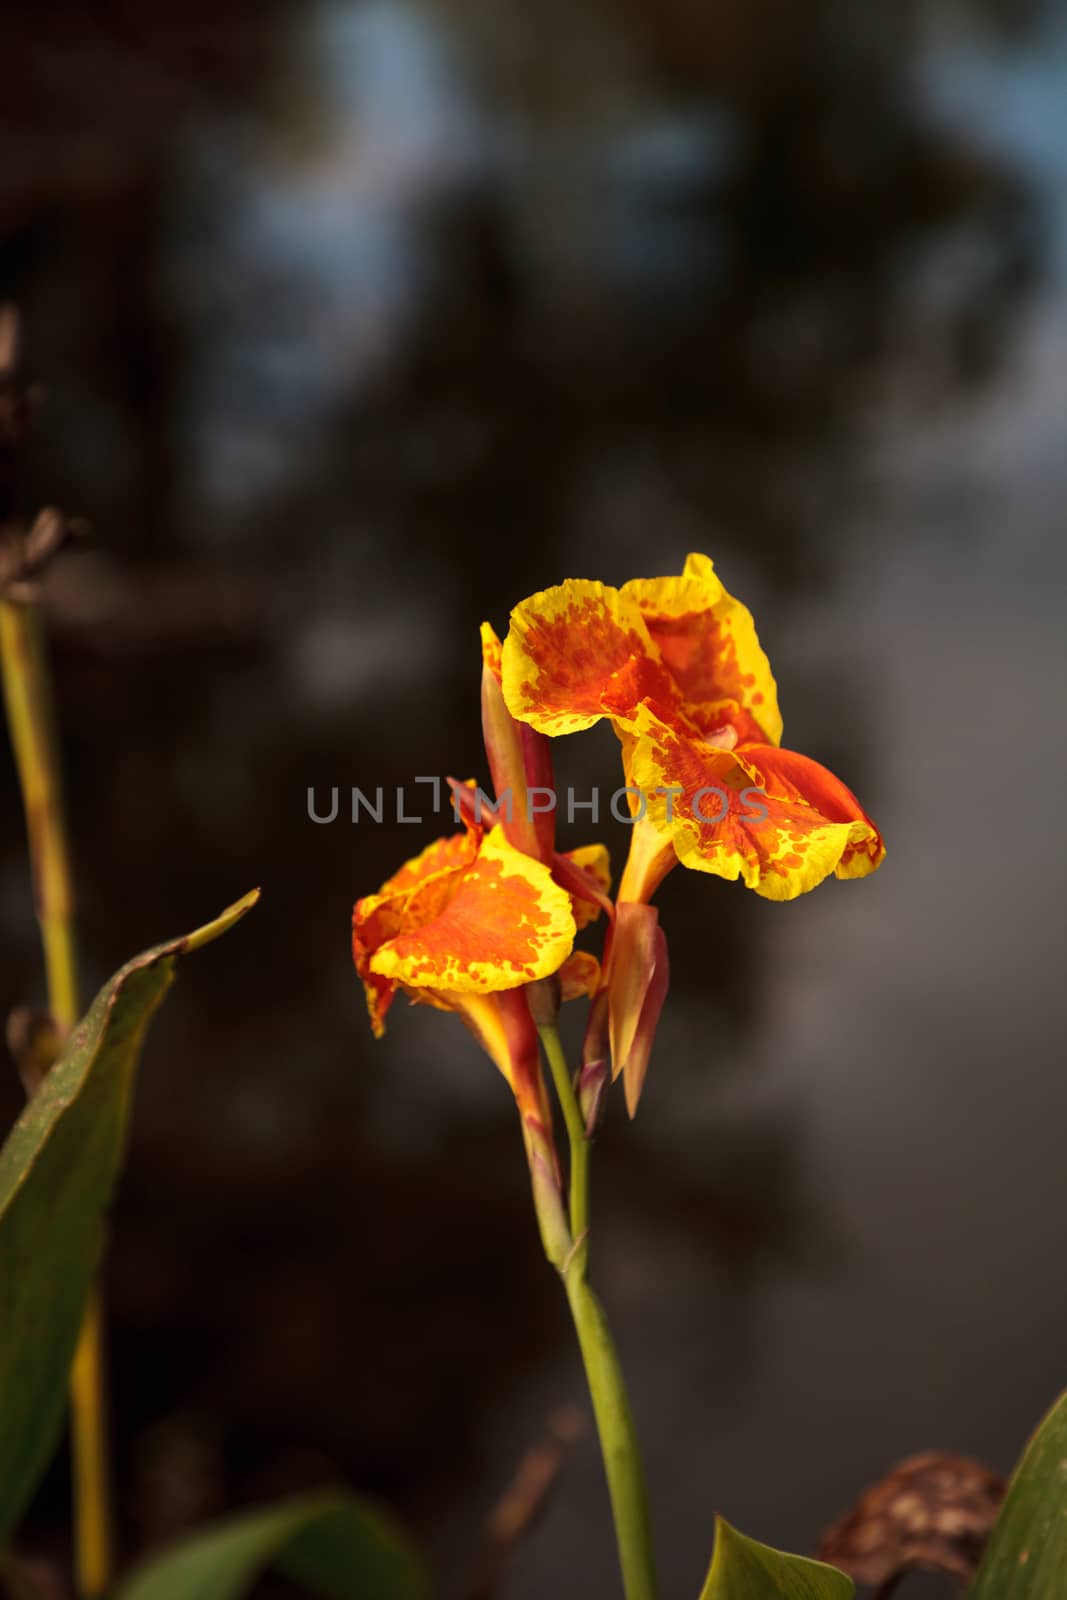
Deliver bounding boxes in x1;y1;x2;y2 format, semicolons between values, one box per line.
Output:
818;1451;1005;1591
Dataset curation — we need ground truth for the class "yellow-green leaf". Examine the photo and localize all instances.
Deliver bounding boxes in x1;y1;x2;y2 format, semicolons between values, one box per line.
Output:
115;1491;428;1600
0;891;259;1545
699;1518;855;1599
969;1390;1067;1598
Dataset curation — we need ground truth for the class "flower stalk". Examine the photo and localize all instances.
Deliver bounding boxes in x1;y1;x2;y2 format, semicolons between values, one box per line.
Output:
537;1023;658;1600
0;597;113;1599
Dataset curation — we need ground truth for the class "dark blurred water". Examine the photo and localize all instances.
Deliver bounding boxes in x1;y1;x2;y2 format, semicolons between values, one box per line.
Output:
2;3;1066;1596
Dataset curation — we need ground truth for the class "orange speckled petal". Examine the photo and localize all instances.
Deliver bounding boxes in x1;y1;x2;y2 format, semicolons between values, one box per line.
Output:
741;744;886;882
501;579;662;735
626;706;883;902
369;828;577;992
352;826;480;1035
621;552;783;746
371;825;480;904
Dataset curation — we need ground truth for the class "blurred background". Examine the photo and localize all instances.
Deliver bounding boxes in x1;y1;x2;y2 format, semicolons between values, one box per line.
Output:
2;1;1066;1595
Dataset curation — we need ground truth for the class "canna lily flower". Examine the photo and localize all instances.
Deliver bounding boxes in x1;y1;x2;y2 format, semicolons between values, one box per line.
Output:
352;811;606;1253
352;814;600;1059
501;552;885;904
501;552;885;1115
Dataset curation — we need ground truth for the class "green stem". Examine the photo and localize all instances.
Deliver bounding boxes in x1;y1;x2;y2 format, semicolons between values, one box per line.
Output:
0;599;114;1599
564;1276;657;1600
538;1022;590;1251
537;1024;658;1600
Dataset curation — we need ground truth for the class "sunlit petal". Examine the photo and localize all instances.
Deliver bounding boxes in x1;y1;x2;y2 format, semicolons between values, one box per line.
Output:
502;579;663;735
369;828;577;992
352;825;481;1035
621;552;783;746
626;705;883;902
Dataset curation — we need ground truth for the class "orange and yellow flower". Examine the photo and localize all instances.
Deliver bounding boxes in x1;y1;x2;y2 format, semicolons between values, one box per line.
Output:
352;803;610;1256
352;813;603;1119
356;553;883;1132
502;552;884;904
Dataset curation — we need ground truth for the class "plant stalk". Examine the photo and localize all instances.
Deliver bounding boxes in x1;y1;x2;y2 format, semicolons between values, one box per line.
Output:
0;598;113;1599
538;1023;657;1600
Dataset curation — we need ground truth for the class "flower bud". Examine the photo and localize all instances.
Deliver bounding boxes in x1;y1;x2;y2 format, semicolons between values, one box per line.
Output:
608;903;670;1118
481;623;555;862
577;1055;609;1138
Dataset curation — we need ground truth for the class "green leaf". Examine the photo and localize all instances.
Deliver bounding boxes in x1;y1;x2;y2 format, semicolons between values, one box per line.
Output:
699;1518;855;1599
114;1491;429;1600
969;1390;1067;1598
0;890;260;1546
